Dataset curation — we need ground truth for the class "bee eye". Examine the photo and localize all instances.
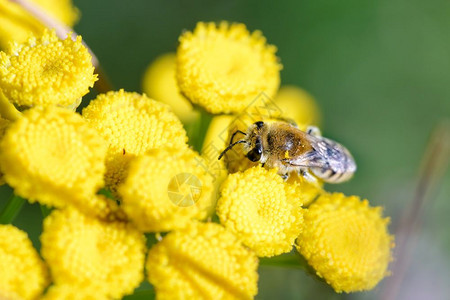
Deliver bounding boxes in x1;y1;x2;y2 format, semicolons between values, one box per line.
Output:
246;149;262;162
254;121;264;129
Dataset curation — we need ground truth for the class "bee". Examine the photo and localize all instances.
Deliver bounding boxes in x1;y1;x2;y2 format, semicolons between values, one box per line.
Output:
218;121;357;183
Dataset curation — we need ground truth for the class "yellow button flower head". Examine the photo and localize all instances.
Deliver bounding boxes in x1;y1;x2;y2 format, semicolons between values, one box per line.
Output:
177;21;281;114
296;193;394;293
142;52;199;123
0;30;97;109
119;146;214;232
0;225;49;300
0;0;79;49
82;90;188;192
0;106;107;214
41;284;108;300
147;221;258;299
217;167;304;257
272;85;321;126
41;208;146;299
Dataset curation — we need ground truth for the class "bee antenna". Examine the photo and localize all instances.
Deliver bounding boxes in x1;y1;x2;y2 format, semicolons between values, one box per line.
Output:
218;140;247;160
229;130;247;144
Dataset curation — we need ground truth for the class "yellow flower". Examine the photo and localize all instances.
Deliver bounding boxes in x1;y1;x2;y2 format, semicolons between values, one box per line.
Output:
82;89;188;192
0;224;49;300
142;52;199;123
41;284;108;300
0;30;97;109
0;0;79;49
296;193;394;293
177;21;281;114
216;167;304;257
147;221;258;299
271;85;321;126
118;146;214;232
41;208;146;299
0;106;108;214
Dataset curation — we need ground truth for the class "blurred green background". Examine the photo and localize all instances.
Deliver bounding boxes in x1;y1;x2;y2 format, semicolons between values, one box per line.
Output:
2;0;449;299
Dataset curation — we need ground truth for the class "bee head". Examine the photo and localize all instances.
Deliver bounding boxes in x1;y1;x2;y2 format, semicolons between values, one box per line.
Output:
217;121;266;161
245;121;265;162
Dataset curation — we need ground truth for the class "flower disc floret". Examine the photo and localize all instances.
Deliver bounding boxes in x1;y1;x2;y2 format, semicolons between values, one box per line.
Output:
147;221;258;299
0;225;49;300
0;106;107;213
41;284;108;300
82;89;188;192
119;146;214;232
296;193;394;293
217;167;304;257
40;208;146;299
0;30;96;108
177;21;281;114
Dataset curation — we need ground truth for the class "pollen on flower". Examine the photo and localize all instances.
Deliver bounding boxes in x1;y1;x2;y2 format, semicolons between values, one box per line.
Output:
0;225;49;300
296;192;394;293
0;106;108;214
177;21;281;114
40;208;146;299
41;284;108;300
216;167;304;257
82;89;188;192
0;0;79;49
118;146;214;232
142;52;199;123
147;221;258;299
0;30;96;109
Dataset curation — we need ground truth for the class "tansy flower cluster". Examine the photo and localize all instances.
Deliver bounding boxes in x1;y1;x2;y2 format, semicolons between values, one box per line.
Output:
0;11;394;300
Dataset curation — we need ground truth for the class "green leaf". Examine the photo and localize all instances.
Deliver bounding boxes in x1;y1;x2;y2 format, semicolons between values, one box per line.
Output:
0;194;26;224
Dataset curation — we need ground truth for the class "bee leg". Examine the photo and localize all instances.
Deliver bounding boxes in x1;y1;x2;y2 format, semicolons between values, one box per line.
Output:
261;163;265;167
299;169;319;184
306;125;322;137
281;173;289;181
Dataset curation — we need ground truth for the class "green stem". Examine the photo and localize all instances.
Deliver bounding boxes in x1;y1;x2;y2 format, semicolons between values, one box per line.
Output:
259;252;326;283
0;194;26;224
40;205;52;218
190;106;213;152
123;290;155;300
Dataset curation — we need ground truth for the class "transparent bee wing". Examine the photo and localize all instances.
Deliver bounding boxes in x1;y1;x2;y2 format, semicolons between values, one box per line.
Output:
285;135;356;173
283;150;326;169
